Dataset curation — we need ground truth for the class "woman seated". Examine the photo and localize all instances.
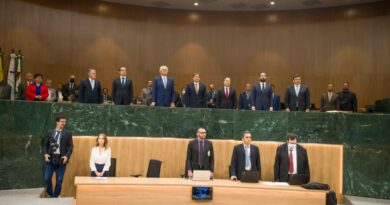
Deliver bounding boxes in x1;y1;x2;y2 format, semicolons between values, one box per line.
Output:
90;133;111;177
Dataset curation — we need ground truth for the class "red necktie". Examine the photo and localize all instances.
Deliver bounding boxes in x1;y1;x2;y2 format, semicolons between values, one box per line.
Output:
289;149;294;174
225;88;229;99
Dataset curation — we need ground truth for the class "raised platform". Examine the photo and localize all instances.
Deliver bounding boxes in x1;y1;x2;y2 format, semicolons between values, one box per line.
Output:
74;177;327;205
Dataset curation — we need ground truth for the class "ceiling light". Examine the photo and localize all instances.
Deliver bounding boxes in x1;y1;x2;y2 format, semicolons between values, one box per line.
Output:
270;1;275;6
194;2;199;6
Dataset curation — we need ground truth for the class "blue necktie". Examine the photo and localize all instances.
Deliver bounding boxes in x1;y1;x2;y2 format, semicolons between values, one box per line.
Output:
245;146;250;168
54;131;60;142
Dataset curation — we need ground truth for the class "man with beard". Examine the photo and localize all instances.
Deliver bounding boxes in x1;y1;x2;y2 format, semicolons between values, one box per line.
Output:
251;72;273;111
337;82;357;112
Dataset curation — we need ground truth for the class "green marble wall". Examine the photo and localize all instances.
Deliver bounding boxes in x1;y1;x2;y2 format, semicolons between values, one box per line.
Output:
0;100;389;199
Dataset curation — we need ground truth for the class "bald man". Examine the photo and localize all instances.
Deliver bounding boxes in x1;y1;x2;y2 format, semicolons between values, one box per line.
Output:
216;77;237;109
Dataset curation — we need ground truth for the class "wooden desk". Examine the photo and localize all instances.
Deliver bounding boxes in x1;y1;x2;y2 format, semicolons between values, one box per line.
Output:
74;177;327;205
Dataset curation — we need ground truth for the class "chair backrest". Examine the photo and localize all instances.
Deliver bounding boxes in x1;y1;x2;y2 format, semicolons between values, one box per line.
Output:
109;158;117;177
146;159;162;178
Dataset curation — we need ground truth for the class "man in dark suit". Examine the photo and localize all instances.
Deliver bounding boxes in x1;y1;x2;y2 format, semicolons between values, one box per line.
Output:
62;75;79;102
274;133;310;183
16;72;33;100
272;84;281;111
185;127;214;178
239;83;252;110
320;83;340;112
337;82;358;112
184;73;207;108
112;67;133;105
206;84;217;108
151;65;176;107
284;75;310;112
78;69;103;104
216;77;237;109
230;131;261;180
251;72;273;111
43;116;73;198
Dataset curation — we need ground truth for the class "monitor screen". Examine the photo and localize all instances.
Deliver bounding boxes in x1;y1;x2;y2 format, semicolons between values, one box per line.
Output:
192;187;213;200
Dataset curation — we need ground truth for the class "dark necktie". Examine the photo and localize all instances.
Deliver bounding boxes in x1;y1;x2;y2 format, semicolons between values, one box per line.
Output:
199;140;204;167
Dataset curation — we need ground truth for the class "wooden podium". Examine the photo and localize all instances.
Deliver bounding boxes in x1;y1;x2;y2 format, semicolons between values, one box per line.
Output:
74;177;327;205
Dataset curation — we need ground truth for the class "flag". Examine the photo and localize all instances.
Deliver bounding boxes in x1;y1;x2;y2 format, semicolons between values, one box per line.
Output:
15;51;23;99
7;52;17;100
0;50;4;82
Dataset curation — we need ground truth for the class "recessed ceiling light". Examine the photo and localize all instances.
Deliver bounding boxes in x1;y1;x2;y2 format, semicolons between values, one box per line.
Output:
194;2;199;6
270;1;275;6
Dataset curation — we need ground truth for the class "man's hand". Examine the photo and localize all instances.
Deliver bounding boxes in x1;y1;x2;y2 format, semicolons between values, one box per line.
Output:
61;156;68;164
188;170;193;178
44;154;50;162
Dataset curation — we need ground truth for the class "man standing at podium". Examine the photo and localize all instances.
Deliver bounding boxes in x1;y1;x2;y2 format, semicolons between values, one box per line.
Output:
274;133;310;182
230;131;261;180
185;127;214;178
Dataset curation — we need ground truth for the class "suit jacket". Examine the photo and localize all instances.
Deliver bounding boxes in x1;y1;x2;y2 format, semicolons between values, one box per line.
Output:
320;92;340;112
239;91;252;110
284;85;310;111
78;79;103;104
185;139;214;177
140;87;152;105
184;82;207;108
206;91;217;108
62;82;79;101
17;81;31;100
337;91;357;112
43;129;74;160
251;83;273;110
274;143;310;182
230;144;261;180
152;76;175;107
273;93;281;111
26;83;49;101
216;87;237;109
112;77;133;105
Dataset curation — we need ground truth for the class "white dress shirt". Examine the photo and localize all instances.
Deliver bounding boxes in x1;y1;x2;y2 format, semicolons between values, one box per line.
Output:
244;144;251;171
90;147;111;172
288;145;298;174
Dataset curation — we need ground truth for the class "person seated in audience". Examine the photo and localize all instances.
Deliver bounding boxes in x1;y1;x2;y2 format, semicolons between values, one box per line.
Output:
46;79;57;102
90;133;111;177
56;83;64;102
102;88;112;103
274;133;310;182
26;73;49;101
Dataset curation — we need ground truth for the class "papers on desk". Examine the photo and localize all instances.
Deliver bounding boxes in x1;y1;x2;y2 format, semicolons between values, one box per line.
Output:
263;181;289;186
93;177;108;180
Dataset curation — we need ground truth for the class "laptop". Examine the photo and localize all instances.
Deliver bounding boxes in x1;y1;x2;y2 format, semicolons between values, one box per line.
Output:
192;170;211;181
288;174;309;185
240;171;260;183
